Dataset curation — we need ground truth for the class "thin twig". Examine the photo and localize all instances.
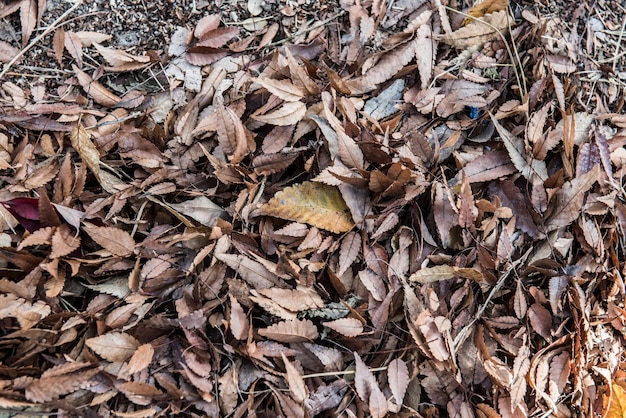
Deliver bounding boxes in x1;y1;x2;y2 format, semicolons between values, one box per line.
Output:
0;0;83;79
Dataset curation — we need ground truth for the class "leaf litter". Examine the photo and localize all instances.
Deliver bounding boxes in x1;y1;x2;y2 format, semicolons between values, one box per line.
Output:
0;0;626;416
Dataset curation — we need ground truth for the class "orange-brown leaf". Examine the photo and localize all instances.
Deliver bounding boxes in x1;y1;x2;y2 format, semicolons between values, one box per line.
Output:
607;382;626;418
259;181;354;233
464;0;509;23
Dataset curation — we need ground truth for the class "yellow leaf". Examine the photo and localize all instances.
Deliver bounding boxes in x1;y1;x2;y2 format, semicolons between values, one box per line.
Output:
259;181;354;233
463;0;509;25
608;382;626;418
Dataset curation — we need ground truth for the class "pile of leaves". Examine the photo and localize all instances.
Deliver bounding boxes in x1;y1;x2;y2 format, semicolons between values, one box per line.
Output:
1;0;626;416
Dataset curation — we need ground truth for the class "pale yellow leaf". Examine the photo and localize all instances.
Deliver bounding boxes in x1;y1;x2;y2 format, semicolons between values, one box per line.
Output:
259;181;354;233
86;331;140;362
464;0;509;23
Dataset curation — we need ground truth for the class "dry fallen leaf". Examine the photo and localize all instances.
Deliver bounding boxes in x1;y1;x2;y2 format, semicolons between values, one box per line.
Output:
86;332;140;362
258;318;319;342
260;181;355;233
440;10;510;49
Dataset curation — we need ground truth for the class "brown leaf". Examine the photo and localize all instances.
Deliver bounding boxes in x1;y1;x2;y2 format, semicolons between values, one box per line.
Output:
345;39;417;94
216;253;286;289
253;152;299;175
168;196;227;227
440;10;510;49
92;42;150;71
545;165;599;231
86;331;140;362
282;353;307;403
491;113;548;182
323;317;364;337
258;318;319;342
414;24;434;89
255;77;305;102
214;94;251;163
259;181;355;233
185;46;229;66
0;40;20;64
120;343;155;378
461;150;517;183
229;294;249;340
25;367;99;402
0;293;50;329
194;14;222;39
82;222;136;257
17;226;54;250
387;359;409;411
20;0;37;47
354;352;388;418
73;65;121;107
50;224;80;258
197;27;239;48
528;303;552;340
252;101;307;126
64;31;83;68
256;286;325;311
337;231;360;276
